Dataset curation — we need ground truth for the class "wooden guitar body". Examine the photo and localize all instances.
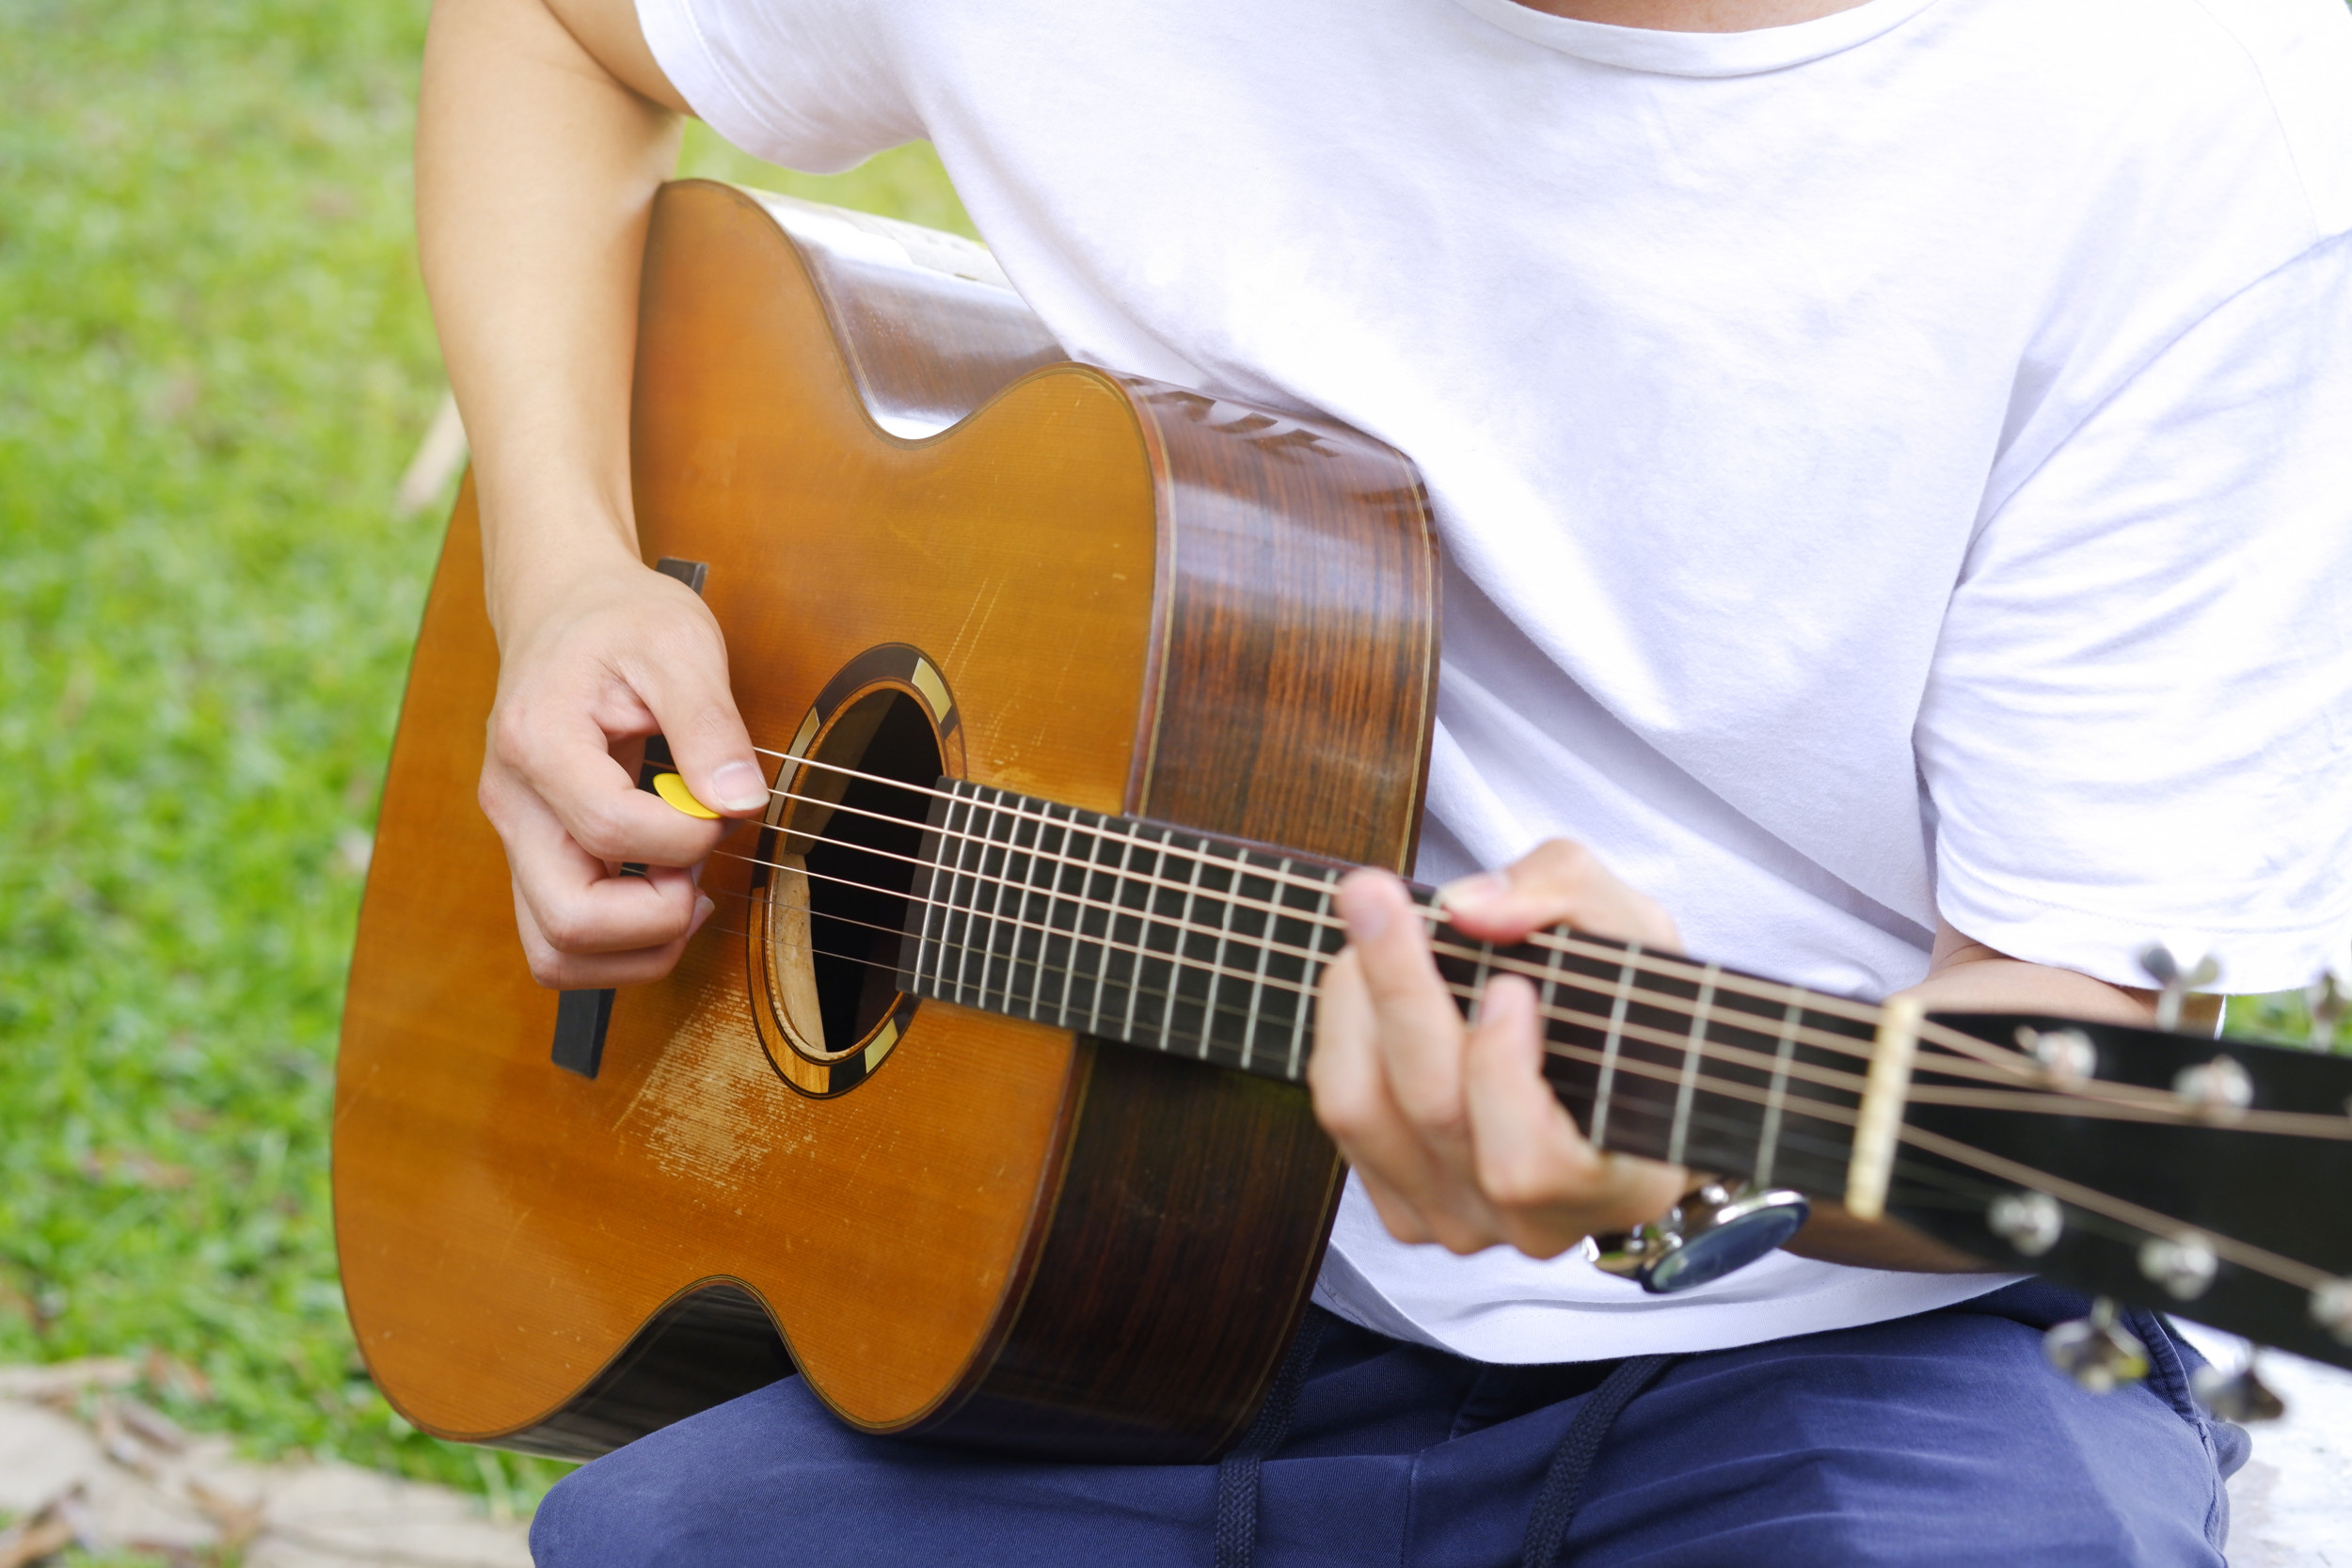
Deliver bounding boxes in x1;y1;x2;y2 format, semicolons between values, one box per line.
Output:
334;182;1438;1463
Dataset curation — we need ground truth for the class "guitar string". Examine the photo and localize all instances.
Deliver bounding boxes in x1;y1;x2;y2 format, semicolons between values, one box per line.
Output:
745;748;1897;1020
695;880;2350;1141
738;747;2024;1072
696;900;1897;1177
683;893;2335;1297
709;877;1884;1099
707;816;2251;1125
707;803;1989;1082
714;843;1904;1081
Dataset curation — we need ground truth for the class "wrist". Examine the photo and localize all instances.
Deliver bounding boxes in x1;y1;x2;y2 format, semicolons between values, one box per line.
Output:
478;492;645;648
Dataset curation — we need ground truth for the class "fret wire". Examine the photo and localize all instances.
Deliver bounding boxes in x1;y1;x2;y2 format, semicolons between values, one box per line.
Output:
1040;802;1078;1025
1196;842;1245;1064
1589;944;1639;1149
999;789;1042;1014
1665;964;1720;1168
1235;857;1286;1074
1088;811;1136;1036
733;777;2012;1076
909;793;944;988
1024;801;1062;1022
981;789;1020;1012
1157;826;1211;1059
964;785;1010;1007
1294;881;1347;1079
943;785;983;1005
1036;803;1071;1021
1536;937;1569;1117
1116;818;1153;1046
1755;996;1803;1190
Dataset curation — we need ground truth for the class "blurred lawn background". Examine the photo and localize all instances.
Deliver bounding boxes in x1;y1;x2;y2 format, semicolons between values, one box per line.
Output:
0;0;969;1518
0;0;2341;1535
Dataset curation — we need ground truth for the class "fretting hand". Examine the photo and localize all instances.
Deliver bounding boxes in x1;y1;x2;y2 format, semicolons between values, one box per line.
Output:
1308;840;1689;1259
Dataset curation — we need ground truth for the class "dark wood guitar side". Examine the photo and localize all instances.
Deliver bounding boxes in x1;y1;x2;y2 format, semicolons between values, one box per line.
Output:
334;181;1438;1463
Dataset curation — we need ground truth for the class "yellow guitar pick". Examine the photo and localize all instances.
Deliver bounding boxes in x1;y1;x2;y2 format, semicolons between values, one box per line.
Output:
653;771;721;819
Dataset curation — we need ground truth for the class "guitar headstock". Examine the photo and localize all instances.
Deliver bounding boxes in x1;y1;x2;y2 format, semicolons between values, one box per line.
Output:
1896;1008;2352;1377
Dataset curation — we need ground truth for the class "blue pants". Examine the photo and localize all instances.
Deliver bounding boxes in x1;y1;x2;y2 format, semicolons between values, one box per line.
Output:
532;1281;2244;1566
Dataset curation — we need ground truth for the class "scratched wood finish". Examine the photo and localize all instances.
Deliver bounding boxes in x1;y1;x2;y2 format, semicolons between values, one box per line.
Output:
334;180;1437;1462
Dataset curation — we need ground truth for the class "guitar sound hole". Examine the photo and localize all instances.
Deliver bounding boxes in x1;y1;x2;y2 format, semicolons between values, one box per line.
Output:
801;689;943;1048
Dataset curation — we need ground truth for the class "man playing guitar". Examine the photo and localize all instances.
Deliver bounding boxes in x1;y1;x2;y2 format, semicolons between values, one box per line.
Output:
415;0;2352;1560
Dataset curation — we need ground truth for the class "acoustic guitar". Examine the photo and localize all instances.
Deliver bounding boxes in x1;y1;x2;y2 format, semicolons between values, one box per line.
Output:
335;180;2352;1466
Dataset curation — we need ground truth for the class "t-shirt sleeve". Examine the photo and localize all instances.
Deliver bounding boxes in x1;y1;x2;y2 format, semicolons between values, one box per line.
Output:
636;0;922;174
1918;231;2352;994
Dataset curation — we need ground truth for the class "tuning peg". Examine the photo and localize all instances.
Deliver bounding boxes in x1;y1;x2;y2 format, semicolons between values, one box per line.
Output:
2308;965;2352;1047
2015;1026;2095;1086
1583;1181;1810;1294
2138;938;2221;1032
2192;1354;2288;1423
2172;1053;2253;1122
2311;1279;2352;1345
1987;1189;2064;1257
2044;1298;2149;1393
2137;1232;2218;1301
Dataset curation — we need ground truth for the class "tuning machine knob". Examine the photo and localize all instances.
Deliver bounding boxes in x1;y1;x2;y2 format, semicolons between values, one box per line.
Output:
1584;1181;1809;1294
2193;1352;2287;1423
1987;1189;2063;1257
2044;1297;2149;1393
2137;939;2220;1032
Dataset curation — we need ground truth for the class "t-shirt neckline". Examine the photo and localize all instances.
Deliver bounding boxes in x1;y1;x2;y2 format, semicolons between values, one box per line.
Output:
1449;0;1947;77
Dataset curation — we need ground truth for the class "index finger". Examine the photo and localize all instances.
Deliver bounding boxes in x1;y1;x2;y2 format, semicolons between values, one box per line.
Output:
495;697;731;869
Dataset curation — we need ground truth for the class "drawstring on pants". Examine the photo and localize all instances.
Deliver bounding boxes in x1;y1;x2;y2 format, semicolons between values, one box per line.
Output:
1211;1307;1332;1568
1520;1354;1678;1567
1210;1313;1676;1568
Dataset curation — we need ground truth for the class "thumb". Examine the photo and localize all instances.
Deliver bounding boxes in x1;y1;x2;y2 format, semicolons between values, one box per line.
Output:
633;628;767;818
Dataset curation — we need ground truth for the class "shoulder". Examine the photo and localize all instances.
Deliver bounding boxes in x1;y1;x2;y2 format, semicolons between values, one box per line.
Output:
1998;0;2352;238
2171;0;2352;234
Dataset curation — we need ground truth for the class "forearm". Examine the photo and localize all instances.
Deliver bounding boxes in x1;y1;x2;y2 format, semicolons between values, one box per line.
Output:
416;0;683;639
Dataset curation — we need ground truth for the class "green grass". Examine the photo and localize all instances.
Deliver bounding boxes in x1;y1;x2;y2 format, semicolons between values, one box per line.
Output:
0;0;965;1514
0;0;2339;1541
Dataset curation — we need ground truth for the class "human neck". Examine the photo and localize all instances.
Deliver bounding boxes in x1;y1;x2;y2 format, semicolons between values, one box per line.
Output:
1507;0;1872;29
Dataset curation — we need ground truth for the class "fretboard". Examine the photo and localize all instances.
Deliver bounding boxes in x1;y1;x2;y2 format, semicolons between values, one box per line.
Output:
897;779;1872;1196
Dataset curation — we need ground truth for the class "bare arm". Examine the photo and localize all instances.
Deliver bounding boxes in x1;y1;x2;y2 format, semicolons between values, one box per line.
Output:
1309;847;2173;1274
419;0;768;987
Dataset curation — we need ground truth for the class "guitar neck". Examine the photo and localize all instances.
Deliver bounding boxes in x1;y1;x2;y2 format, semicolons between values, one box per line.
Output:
897;779;1875;1196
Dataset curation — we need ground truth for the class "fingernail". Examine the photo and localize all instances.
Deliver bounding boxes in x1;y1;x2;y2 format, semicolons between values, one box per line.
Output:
691;894;715;931
709;760;768;812
1439;872;1507;912
1338;879;1392;942
1475;974;1532;1026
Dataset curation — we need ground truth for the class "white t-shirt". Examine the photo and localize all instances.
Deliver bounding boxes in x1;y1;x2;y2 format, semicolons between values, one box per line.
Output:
639;0;2352;1362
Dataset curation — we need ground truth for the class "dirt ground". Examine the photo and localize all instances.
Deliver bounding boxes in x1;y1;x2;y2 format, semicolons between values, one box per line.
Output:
0;1361;528;1568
